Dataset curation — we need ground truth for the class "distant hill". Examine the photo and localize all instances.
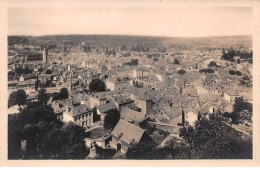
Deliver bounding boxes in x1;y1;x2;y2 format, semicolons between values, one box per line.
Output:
8;34;252;49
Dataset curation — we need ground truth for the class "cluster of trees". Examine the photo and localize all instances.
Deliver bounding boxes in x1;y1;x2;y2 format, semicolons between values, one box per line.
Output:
173;58;180;65
8;36;30;45
179;114;252;159
208;61;219;67
221;48;253;62
199;68;215;74
52;88;69;101
239;75;251;87
89;79;106;93
8;67;34;77
8;89;27;108
222;97;252;125
124;59;139;66
229;70;242;76
103;109;120;130
8;90;88;159
126;113;252;159
177;69;186;75
153;57;159;62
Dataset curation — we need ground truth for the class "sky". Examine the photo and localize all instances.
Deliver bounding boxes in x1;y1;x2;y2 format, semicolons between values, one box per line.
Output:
8;7;252;37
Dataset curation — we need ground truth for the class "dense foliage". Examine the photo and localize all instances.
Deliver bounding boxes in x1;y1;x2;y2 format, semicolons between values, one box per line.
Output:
124;59;139;66
8;89;27;108
177;69;186;75
89;79;106;92
126;114;252;159
103;109;120;130
53;88;69;101
223;97;252;125
208;61;219;67
179;114;252;159
199;68;215;74
221;48;253;62
8;101;88;159
229;70;242;76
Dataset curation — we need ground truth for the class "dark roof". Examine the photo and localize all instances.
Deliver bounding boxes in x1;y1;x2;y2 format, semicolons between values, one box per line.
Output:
72;104;92;116
97;103;117;113
26;53;43;60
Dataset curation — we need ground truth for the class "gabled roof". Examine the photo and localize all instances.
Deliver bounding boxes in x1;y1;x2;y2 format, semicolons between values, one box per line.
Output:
97;103;117;113
71;104;92;116
111;119;145;145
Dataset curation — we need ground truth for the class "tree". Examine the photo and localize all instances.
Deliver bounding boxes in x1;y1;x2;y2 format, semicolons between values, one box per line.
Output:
45;69;52;74
8;89;26;108
153;57;158;62
177;69;186;75
59;88;69;100
231;97;252;124
174;58;179;64
103;109;120;130
208;61;219;67
8;101;88;159
179;114;252;159
89;79;106;92
38;88;49;105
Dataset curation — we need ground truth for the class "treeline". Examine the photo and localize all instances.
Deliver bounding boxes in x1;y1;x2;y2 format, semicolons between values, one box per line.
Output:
8;36;30;45
221;48;253;62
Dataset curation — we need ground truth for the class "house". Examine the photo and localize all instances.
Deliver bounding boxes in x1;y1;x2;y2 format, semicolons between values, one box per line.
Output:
110;119;150;153
97;103;117;122
223;89;239;103
63;104;94;128
8;80;19;91
16;79;36;93
19;73;37;82
113;96;134;112
38;74;53;84
133;68;149;79
89;92;112;108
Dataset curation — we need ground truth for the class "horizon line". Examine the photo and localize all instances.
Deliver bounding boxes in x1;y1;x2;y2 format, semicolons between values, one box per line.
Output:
7;33;253;39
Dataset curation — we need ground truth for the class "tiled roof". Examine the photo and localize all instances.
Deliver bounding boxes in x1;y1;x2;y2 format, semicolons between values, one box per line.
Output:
111;119;145;145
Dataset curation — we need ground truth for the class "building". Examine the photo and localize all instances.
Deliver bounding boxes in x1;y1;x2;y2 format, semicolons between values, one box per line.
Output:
16;79;36;93
97;103;117;122
25;53;43;64
63;104;94;128
19;73;37;82
8;80;19;91
133;68;149;79
110;119;148;153
43;48;48;64
105;77;129;91
223;89;239;103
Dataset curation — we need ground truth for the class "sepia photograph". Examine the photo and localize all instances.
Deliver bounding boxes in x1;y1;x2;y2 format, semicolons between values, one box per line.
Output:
1;0;259;166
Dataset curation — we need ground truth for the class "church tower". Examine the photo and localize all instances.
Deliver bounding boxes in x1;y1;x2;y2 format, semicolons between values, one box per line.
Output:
43;47;48;64
67;73;72;97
